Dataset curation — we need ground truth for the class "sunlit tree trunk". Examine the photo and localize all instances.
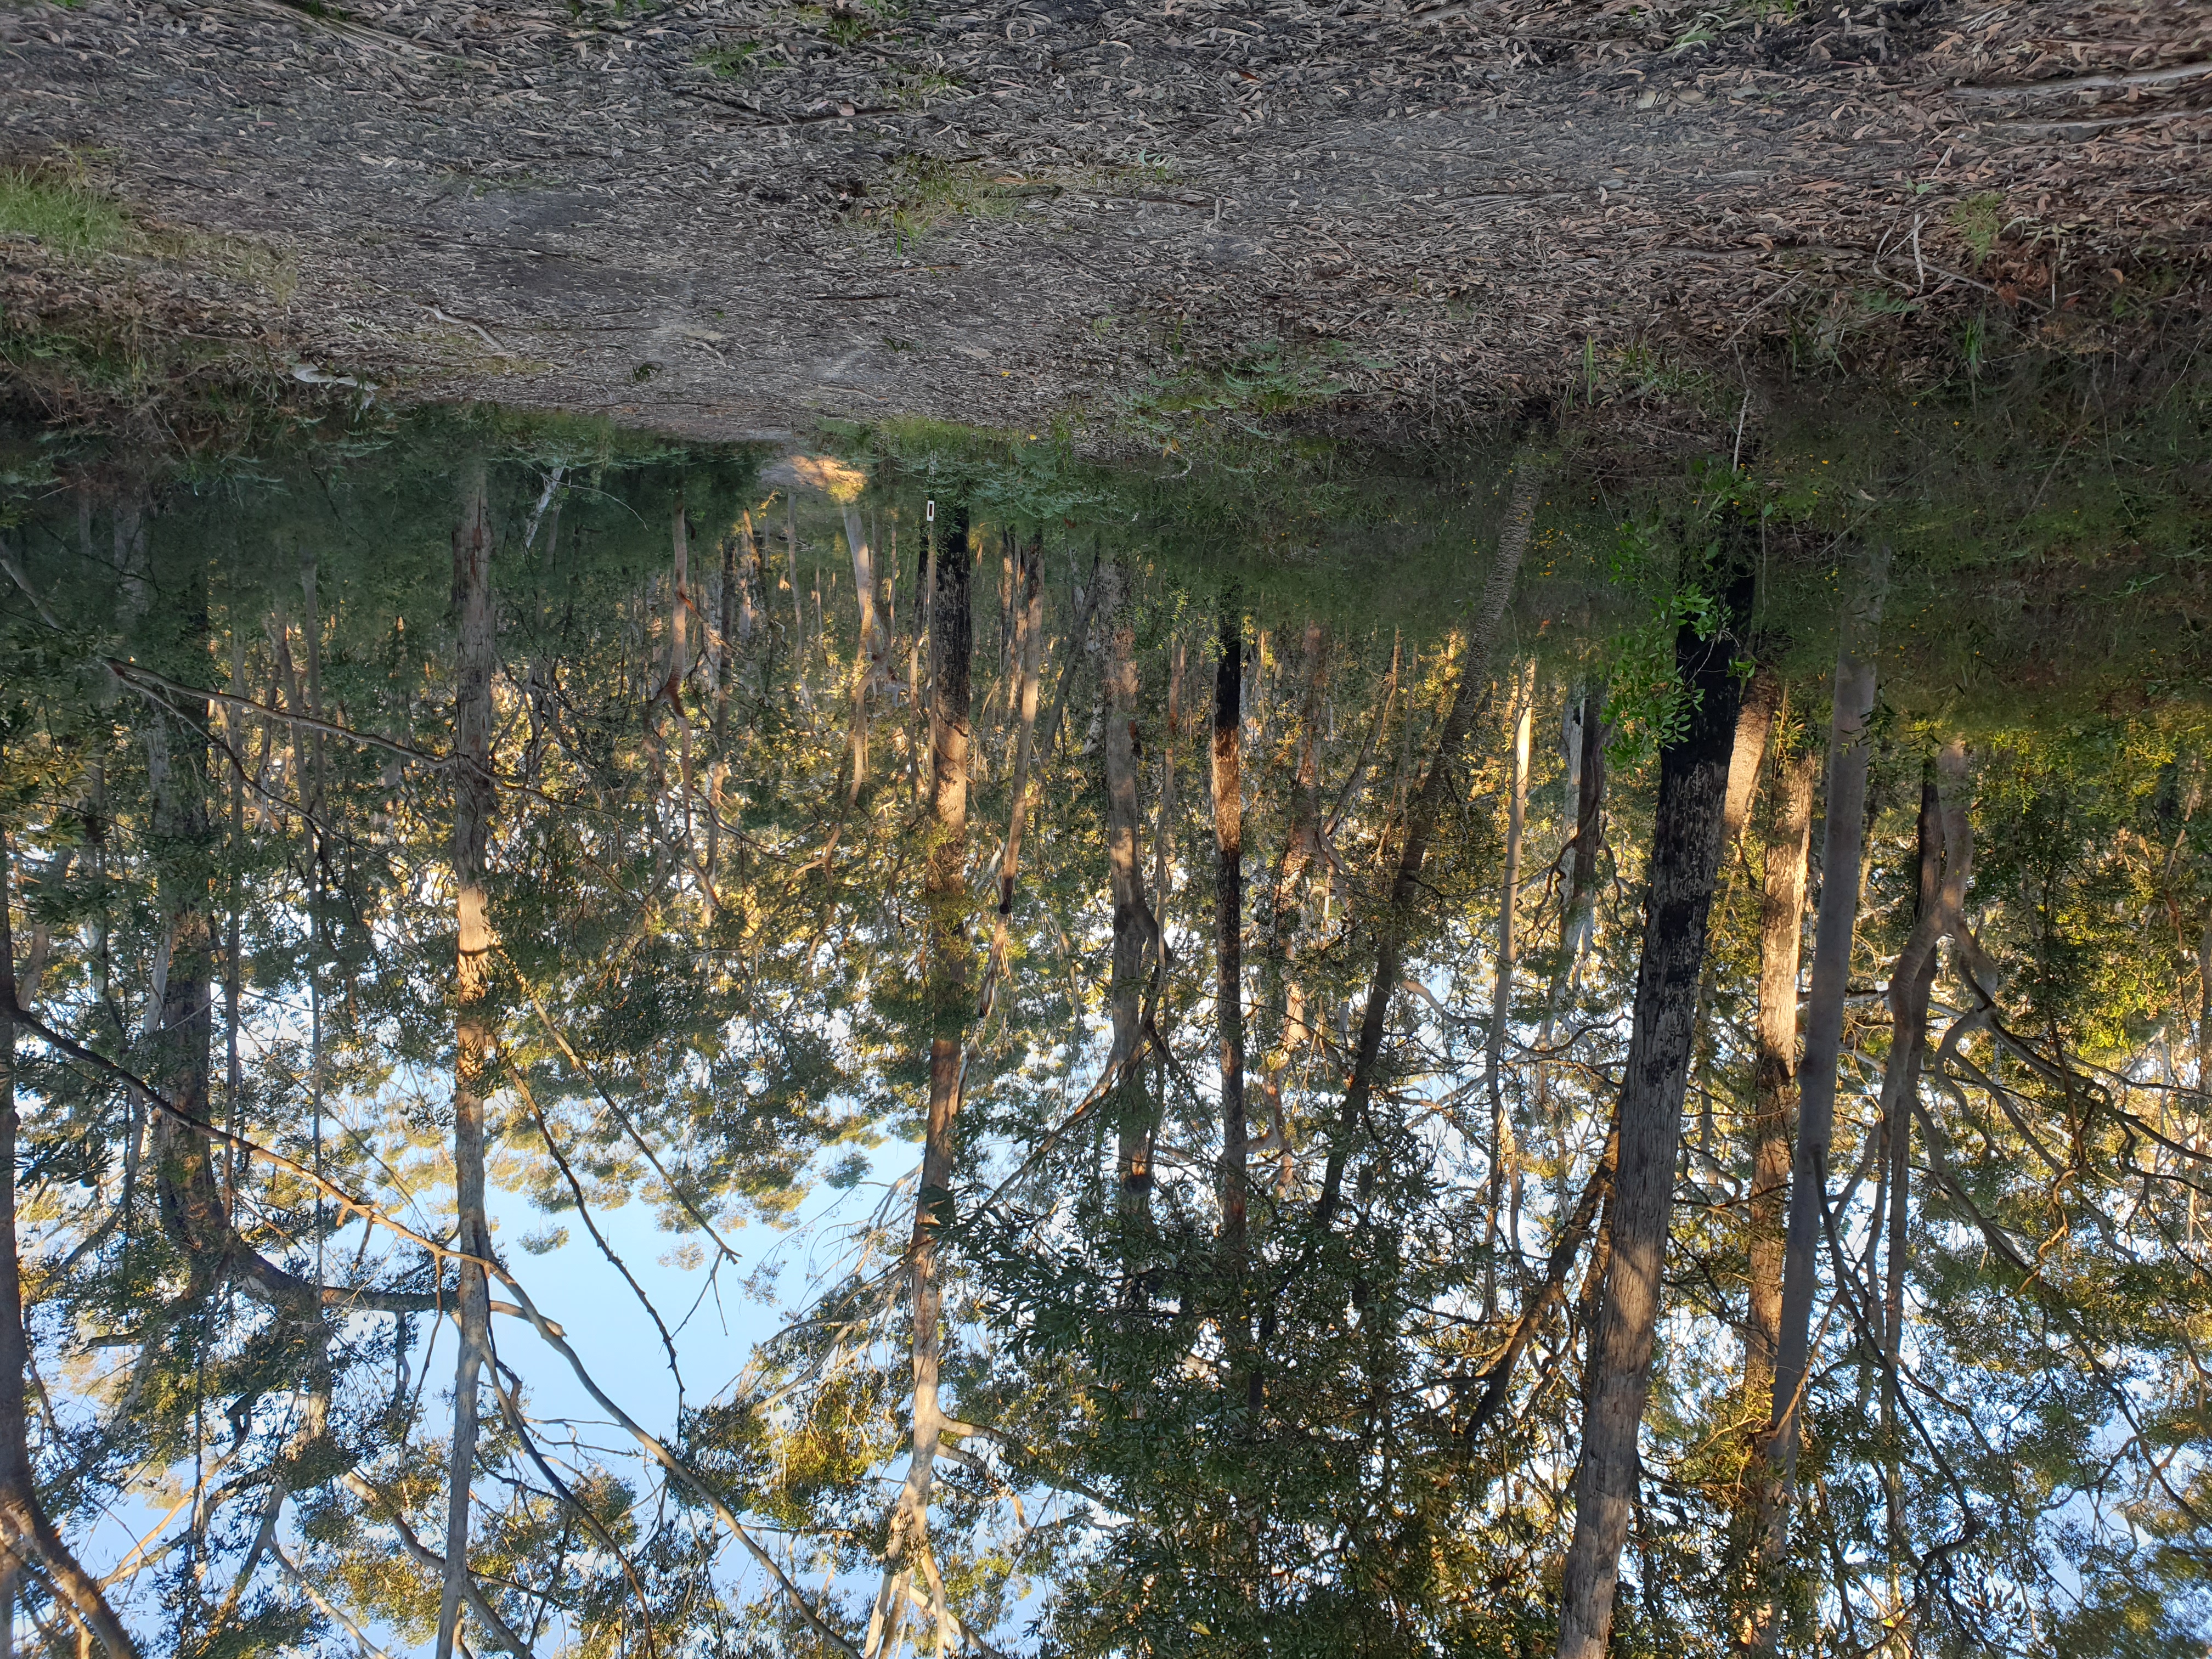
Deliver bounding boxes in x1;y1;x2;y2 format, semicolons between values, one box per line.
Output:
1;831;142;1657
866;501;973;1659
440;469;498;1659
1692;665;1781;1159
1101;561;1155;1212
1485;658;1534;1314
1734;712;1813;1638
1723;666;1780;853
842;497;883;804
1743;721;1813;1408
980;534;1045;1013
1747;543;1888;1652
1556;575;1751;1659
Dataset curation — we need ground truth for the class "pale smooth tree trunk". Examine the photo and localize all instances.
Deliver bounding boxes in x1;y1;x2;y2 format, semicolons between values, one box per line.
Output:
1485;658;1534;1314
1746;543;1888;1652
866;503;972;1659
1318;449;1543;1228
440;470;498;1659
1;832;142;1657
1556;579;1751;1659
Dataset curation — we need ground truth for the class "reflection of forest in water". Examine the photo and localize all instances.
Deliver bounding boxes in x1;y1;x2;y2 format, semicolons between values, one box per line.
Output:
2;365;2210;1659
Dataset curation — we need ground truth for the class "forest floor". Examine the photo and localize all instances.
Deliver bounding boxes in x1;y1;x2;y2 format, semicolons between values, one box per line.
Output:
2;0;2209;449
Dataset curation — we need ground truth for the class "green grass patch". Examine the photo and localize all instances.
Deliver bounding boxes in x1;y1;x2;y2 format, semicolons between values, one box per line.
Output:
695;40;762;75
0;166;138;259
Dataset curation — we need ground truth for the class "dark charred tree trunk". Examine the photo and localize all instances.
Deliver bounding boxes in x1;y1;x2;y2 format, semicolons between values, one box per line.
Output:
1555;573;1752;1659
1214;606;1248;1264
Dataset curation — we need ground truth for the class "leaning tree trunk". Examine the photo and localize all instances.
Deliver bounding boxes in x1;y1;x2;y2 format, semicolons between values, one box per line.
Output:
1556;578;1752;1659
1101;560;1155;1212
1318;449;1543;1228
440;469;498;1659
866;501;973;1659
1746;541;1889;1653
1;832;142;1657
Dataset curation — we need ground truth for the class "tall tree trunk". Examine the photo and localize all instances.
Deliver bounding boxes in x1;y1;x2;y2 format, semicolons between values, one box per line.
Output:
1485;658;1534;1315
866;502;972;1659
979;534;1045;1016
1154;636;1186;942
1722;666;1781;854
1872;740;1970;1585
1214;606;1247;1263
1317;449;1543;1228
785;490;812;726
1260;623;1328;1210
1;833;142;1657
1552;684;1609;1006
715;520;738;746
1556;577;1752;1659
1734;711;1814;1640
1101;561;1155;1212
440;470;498;1659
1747;543;1889;1652
842;499;883;804
1743;723;1814;1410
1693;664;1783;1158
670;501;696;834
146;566;228;1291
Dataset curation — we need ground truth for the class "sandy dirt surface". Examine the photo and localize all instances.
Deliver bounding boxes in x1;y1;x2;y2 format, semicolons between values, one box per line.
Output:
3;0;2208;442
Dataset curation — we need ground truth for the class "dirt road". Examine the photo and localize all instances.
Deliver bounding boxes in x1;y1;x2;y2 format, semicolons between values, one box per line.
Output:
4;0;2207;441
